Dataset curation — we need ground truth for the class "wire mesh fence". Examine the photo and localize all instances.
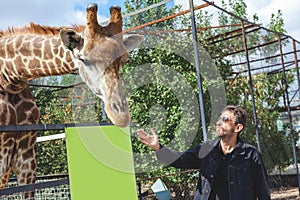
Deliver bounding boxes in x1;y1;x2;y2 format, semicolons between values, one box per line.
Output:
0;176;70;200
137;170;198;200
1;188;70;200
0;172;299;200
137;170;300;199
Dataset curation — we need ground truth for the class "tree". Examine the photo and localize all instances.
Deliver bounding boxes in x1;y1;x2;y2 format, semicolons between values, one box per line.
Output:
268;10;286;34
122;1;205;197
31;76;73;175
32;73;107;175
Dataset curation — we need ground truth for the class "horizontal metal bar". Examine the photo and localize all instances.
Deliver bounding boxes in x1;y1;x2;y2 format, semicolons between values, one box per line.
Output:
37;133;66;142
8;174;69;183
0;178;69;195
0;122;113;132
124;2;212;33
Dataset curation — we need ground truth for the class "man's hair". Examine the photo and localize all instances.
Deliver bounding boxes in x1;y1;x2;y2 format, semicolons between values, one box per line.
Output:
223;105;247;128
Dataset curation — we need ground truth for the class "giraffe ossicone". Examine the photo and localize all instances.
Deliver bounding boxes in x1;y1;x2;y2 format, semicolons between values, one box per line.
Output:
0;3;143;194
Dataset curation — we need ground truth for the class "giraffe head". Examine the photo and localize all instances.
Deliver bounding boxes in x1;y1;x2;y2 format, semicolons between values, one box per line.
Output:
59;4;144;127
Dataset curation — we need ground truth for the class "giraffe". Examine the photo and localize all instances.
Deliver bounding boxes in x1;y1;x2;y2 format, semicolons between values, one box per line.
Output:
0;3;144;197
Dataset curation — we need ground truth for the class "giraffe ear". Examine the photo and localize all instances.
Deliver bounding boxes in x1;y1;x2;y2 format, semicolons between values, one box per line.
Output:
60;30;84;51
123;34;144;52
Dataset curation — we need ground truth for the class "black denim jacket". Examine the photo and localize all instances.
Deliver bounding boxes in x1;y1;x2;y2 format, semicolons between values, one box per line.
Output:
155;137;270;200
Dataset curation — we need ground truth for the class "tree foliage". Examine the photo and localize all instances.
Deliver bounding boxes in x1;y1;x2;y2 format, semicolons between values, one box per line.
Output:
31;73;107;175
31;76;73;175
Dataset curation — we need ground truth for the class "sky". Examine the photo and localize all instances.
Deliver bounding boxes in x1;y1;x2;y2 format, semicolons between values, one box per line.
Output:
245;0;299;40
0;0;299;40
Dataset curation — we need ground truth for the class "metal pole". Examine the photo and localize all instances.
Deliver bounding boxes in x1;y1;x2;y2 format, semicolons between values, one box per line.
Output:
279;36;300;194
188;0;207;141
137;182;142;200
241;20;262;152
101;100;107;122
292;39;300;98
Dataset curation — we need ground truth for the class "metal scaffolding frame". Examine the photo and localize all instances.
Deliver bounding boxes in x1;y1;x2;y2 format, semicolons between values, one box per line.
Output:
200;0;300;192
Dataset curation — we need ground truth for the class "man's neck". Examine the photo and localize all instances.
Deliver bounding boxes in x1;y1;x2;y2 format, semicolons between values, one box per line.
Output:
220;137;237;155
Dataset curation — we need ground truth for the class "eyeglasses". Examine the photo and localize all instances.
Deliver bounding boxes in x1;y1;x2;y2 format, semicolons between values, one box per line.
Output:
218;116;233;123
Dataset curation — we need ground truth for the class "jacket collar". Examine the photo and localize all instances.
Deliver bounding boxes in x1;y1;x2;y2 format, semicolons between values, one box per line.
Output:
234;137;246;155
212;136;246;156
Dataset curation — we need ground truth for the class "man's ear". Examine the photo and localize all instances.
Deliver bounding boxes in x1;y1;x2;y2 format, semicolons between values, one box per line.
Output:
123;34;144;52
60;30;84;51
235;124;244;133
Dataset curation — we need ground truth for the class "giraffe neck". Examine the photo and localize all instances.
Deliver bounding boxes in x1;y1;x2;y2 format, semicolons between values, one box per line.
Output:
0;34;77;93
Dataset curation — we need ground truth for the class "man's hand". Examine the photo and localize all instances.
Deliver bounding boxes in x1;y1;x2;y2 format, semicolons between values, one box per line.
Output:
137;128;160;151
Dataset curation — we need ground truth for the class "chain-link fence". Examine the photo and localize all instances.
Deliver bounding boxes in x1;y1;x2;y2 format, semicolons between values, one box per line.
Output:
1;172;299;199
0;175;70;200
137;171;300;199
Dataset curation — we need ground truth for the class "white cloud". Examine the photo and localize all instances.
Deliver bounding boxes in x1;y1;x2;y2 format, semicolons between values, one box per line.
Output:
235;0;299;40
1;0;298;41
0;0;72;28
174;0;299;41
0;0;113;29
73;10;86;25
65;10;109;26
250;0;299;40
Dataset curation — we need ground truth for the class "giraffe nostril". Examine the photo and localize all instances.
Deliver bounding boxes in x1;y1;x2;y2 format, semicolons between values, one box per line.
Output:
112;103;119;114
111;101;127;114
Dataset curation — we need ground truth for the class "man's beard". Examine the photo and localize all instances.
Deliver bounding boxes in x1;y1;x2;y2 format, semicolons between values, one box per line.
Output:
216;126;234;139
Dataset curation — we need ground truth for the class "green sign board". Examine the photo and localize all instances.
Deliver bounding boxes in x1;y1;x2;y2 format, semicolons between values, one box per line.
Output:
65;126;138;200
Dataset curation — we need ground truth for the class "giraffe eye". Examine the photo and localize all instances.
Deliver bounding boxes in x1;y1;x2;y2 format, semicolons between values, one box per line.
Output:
82;59;92;66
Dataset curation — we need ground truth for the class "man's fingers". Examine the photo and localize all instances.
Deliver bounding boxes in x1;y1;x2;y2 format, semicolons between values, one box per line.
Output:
137;129;148;138
139;136;151;146
150;128;157;136
139;138;146;143
137;128;160;151
137;128;157;144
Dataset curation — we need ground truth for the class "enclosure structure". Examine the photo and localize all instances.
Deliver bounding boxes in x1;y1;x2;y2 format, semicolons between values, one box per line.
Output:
0;0;300;199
